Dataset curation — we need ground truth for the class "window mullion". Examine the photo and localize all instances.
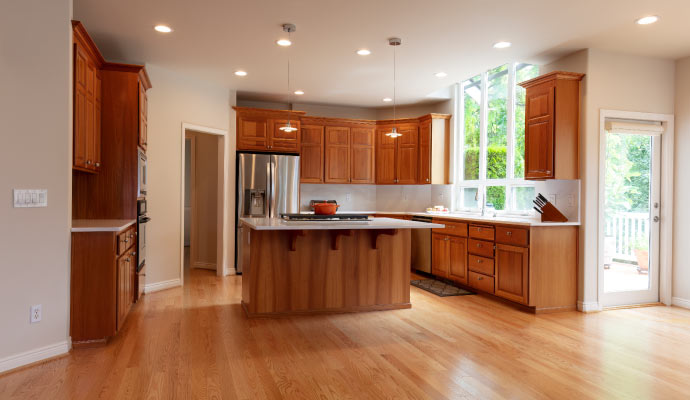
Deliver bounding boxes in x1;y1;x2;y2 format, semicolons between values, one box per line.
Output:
479;71;488;182
456;82;464;186
506;63;517;210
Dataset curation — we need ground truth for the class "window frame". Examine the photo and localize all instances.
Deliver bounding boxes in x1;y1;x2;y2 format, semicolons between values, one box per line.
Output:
455;62;537;216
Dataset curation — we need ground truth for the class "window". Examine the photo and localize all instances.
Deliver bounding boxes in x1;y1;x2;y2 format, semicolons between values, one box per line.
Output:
455;63;539;214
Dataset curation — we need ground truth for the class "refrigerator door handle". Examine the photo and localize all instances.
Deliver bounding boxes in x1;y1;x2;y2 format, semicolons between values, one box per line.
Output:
269;156;276;218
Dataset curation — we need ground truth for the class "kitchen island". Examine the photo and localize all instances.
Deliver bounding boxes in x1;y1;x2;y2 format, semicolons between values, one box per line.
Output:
239;217;442;317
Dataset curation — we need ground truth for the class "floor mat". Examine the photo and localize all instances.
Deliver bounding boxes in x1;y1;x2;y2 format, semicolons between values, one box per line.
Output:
410;279;476;297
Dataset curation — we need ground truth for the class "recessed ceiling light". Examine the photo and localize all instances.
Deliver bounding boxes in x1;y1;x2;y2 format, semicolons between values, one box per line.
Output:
493;41;511;49
154;25;172;33
383;97;392;102
357;49;371;56
234;70;247;77
636;15;659;25
276;39;292;46
294;90;304;95
434;72;448;78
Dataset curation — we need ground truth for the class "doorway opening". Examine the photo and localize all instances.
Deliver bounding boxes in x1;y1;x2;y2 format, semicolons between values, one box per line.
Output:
181;124;228;283
598;110;674;308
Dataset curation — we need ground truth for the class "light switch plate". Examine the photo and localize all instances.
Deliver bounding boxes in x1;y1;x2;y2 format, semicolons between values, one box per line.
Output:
13;189;48;208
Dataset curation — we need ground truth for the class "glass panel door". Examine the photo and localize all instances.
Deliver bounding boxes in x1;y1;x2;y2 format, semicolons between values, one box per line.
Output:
601;130;661;306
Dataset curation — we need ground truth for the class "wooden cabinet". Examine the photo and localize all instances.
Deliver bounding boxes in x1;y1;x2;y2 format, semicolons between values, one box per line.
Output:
73;22;104;173
138;82;148;151
519;71;584;180
431;233;449;278
325;127;350;183
495;244;529;305
71;224;137;345
235;107;306;152
376;123;419;184
448;236;468;284
300;125;324;183
418;114;451;184
350;127;375;183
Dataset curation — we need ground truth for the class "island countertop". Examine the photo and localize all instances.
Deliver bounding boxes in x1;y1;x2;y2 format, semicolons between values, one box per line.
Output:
240;217;444;230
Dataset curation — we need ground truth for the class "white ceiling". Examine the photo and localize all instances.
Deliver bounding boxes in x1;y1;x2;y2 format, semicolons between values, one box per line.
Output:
74;0;690;107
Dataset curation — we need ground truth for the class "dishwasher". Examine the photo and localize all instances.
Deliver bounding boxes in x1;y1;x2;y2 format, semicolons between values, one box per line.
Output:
411;215;433;273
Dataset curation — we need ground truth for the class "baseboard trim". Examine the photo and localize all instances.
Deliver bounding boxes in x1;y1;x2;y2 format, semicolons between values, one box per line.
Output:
144;278;181;293
672;297;690;309
577;301;602;312
192;262;216;270
0;340;70;374
224;267;237;276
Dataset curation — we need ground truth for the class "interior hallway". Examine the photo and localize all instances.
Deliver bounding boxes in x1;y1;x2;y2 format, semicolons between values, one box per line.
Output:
1;269;689;399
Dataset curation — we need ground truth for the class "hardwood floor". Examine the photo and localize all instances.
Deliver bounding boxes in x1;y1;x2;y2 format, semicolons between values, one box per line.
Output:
2;269;690;399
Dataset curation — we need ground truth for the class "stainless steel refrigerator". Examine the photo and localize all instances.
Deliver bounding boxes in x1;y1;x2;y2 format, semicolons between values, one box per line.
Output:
235;153;300;273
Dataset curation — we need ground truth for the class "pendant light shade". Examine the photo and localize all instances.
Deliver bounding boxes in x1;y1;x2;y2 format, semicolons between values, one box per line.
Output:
385;37;402;138
279;23;298;133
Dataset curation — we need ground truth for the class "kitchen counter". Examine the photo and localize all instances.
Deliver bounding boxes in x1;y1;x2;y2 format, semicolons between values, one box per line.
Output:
240;217;443;230
71;219;136;232
300;211;580;226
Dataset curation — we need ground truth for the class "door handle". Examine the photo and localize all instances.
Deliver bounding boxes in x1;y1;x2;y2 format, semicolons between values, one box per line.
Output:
653;216;660;222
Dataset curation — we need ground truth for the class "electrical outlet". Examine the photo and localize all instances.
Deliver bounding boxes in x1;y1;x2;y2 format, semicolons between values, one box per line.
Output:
345;193;351;201
30;304;41;323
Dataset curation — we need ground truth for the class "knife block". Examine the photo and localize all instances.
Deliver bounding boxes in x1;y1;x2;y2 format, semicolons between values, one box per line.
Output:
540;202;568;223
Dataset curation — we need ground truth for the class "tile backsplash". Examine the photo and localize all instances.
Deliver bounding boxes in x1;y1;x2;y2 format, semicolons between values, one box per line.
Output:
300;184;376;211
300;184;455;212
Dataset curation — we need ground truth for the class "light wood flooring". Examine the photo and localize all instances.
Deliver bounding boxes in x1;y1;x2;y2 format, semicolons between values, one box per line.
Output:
2;268;690;399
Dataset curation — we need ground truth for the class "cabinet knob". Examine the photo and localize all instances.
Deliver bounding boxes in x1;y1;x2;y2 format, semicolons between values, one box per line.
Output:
124;238;129;243
86;160;92;165
476;259;482;263
477;227;482;232
95;162;100;167
477;276;483;281
506;231;512;236
476;243;481;248
131;251;137;256
125;258;130;262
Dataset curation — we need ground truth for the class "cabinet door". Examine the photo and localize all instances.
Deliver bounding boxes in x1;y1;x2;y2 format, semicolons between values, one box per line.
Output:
418;121;431;184
350;127;375;184
138;82;148;150
237;115;269;150
525;84;555;179
324;126;350;183
431;233;449;278
448;236;468;284
116;256;128;330
376;128;397;184
73;44;88;170
396;126;419;184
495;244;529;304
300;125;324;183
269;119;300;152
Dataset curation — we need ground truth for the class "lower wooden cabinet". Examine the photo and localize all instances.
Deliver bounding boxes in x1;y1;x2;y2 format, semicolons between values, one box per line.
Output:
431;233;467;283
71;224;137;345
495;243;529;305
431;233;449;278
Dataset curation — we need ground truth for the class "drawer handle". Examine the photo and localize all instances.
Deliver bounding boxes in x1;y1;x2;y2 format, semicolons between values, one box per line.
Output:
506;231;512;236
477;227;482;232
476;243;482;248
476;259;483;263
477;276;483;281
124;238;129;243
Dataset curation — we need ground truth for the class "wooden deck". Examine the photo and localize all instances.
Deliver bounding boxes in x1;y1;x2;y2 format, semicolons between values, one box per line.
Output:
1;268;689;399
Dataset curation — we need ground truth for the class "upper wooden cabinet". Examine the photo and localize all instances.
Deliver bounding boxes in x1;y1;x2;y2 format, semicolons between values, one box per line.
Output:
418;114;451;184
73;22;104;173
235;107;306;153
299;125;324;183
519;71;584;180
324;126;350;183
376;122;419;184
349;127;375;184
138;82;148;151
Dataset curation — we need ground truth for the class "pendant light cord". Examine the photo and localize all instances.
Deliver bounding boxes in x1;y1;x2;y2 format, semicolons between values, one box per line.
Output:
287;30;291;124
393;43;396;129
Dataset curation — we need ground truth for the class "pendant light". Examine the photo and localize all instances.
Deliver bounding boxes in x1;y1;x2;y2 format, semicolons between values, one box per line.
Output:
279;23;298;133
385;37;402;138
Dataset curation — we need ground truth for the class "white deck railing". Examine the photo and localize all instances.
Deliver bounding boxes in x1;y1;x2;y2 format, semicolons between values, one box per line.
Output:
604;212;649;262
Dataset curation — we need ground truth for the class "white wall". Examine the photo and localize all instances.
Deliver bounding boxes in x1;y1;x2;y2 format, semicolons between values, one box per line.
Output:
542;49;675;309
374;100;452;120
673;56;690;305
0;0;72;371
236;99;378;119
146;65;233;286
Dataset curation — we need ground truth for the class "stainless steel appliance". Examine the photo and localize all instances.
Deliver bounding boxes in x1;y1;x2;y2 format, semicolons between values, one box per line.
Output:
138;149;147;197
411;215;432;273
235;153;300;273
135;199;150;301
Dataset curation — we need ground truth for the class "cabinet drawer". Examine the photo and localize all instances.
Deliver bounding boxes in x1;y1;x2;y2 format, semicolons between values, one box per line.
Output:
468;239;494;258
468;271;494;294
468;254;494;276
117;228;135;256
469;225;494;241
496;226;529;247
432;219;468;237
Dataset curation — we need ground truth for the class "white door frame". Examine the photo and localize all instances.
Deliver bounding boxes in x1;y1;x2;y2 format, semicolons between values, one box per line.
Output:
180;122;230;285
598;109;674;307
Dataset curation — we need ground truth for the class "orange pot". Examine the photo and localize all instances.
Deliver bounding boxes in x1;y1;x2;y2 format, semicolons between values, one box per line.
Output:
313;203;340;215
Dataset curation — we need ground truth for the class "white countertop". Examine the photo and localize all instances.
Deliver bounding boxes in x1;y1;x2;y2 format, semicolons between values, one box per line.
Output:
240;217;444;231
71;219;136;232
300;211;580;227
